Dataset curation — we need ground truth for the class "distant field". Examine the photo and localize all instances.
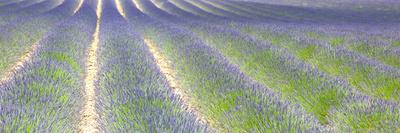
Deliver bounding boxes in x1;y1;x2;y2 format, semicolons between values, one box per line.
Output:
0;0;399;132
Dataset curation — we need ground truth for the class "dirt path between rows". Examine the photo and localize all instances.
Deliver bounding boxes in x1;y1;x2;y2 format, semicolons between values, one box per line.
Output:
114;0;127;19
0;41;40;86
144;38;223;132
72;0;85;15
78;0;102;132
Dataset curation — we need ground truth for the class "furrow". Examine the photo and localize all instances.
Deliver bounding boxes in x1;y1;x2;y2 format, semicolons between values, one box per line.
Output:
0;40;40;86
79;0;102;132
143;38;218;131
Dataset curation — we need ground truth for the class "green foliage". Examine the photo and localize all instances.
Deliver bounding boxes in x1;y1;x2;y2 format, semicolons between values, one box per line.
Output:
0;19;51;76
242;26;399;100
193;27;344;125
392;41;400;47
145;28;314;132
297;45;317;60
41;52;81;72
305;32;324;39
349;42;400;68
329;37;344;47
329;102;400;132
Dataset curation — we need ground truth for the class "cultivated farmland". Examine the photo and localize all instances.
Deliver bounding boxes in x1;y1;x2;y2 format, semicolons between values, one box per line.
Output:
0;0;399;132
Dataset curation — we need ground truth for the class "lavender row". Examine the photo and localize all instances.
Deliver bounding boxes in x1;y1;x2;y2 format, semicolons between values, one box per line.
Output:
95;4;208;132
233;22;399;100
184;21;399;131
0;5;96;132
0;0;84;77
0;0;65;27
294;24;400;68
136;16;324;131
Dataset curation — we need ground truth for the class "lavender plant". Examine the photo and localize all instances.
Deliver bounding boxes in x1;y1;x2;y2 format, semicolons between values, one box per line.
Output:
329;95;400;132
0;0;65;26
95;5;207;132
142;22;323;132
236;23;400;100
0;5;96;132
188;23;344;123
1;0;399;132
0;0;85;79
303;27;400;68
184;22;399;130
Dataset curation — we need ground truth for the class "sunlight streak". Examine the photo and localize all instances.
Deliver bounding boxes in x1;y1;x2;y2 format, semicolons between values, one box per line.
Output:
79;0;102;132
0;41;40;86
115;0;127;19
131;0;146;14
73;0;85;15
144;37;221;132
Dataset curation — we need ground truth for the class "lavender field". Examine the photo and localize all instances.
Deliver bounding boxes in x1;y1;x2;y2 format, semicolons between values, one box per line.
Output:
0;0;399;132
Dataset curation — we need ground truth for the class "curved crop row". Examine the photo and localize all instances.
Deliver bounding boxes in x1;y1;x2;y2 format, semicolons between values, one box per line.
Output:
95;6;207;132
185;22;399;131
236;23;399;100
140;20;324;132
0;6;96;132
0;0;84;78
